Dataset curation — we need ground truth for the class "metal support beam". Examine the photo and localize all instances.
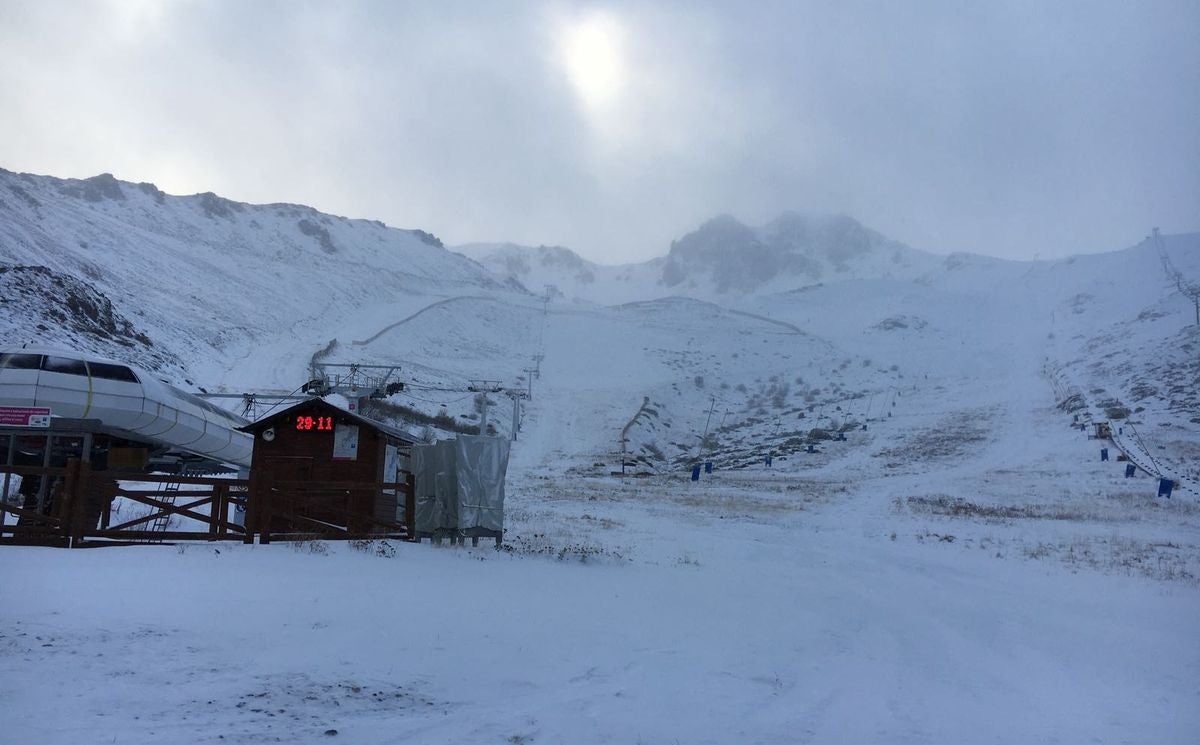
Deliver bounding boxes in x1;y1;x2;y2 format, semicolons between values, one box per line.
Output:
307;362;402;400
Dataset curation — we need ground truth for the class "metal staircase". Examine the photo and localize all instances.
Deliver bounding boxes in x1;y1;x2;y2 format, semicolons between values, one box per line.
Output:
148;464;201;538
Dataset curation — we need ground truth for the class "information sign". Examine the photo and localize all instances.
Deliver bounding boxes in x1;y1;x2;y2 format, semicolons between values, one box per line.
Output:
0;406;51;427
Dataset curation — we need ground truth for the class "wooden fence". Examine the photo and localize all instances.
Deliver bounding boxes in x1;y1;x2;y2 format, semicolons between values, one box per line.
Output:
245;477;414;543
1;459;415;547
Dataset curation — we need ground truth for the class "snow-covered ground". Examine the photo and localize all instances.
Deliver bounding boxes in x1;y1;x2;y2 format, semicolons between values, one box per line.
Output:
4;437;1198;744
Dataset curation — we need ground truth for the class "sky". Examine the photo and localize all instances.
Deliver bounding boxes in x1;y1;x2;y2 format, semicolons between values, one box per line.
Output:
0;0;1197;264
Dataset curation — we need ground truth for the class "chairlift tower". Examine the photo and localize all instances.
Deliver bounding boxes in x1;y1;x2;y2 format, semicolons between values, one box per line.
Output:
522;368;538;400
701;396;717;449
305;362;404;410
504;389;529;440
467;379;502;435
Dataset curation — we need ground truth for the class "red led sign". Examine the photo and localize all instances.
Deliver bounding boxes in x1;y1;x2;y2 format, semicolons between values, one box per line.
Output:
294;415;334;432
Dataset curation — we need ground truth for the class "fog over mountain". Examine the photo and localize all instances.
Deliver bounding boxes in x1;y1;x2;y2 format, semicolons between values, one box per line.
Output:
458;211;940;303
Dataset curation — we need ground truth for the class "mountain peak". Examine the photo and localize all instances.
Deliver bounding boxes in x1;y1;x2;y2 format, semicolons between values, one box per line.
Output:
661;211;932;295
56;172;127;202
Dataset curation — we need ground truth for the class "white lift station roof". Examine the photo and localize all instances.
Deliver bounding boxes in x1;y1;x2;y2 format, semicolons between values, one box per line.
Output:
0;347;252;468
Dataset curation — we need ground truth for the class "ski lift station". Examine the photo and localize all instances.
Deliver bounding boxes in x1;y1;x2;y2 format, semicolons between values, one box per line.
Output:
1;347;511;547
239;398;417;541
239;398;512;545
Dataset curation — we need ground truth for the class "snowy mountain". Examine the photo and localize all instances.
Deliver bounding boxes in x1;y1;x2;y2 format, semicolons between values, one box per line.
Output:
661;212;939;296
454;241;664;305
457;212;939;305
2;167;1196;479
0;168;505;385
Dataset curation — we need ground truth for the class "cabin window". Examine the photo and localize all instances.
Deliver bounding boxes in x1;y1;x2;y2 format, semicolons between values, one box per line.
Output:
88;362;140;383
41;356;89;376
0;353;42;369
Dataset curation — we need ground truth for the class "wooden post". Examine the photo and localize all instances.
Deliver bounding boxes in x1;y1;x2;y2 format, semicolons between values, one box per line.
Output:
100;483;112;530
210;483;225;540
57;458;80;545
36;434;54;514
71;464;92;547
2;434;14;505
93;477;117;536
244;474;262;544
404;472;415;541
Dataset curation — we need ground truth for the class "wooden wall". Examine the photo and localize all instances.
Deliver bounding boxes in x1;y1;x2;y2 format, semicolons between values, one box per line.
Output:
246;402;406;538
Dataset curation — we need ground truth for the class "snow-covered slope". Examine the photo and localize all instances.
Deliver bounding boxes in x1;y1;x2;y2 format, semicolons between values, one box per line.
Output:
0;168;506;386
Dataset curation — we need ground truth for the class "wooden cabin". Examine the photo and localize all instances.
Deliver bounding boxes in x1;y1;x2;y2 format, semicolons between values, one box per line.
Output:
239;398;416;542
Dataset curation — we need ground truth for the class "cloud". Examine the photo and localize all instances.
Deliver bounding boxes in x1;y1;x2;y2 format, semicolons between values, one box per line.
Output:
0;0;1196;263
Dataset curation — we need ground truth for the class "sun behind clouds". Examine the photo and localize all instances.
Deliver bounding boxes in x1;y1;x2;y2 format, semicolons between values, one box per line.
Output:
557;10;626;109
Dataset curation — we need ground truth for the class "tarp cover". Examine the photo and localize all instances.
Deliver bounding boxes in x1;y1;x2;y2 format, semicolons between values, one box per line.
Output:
454;435;509;531
411;436;509;533
432;440;458;531
410;444;437;533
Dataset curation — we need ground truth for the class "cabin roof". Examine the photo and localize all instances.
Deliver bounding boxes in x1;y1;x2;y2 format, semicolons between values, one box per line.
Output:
238;397;417;445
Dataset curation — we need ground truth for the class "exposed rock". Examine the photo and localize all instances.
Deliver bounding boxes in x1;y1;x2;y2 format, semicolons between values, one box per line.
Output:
875;315;929;331
58;173;126;202
137;181;166;203
298;219;338;254
197;192;244;219
7;183;41;209
0;265;150;345
659;212;922;294
410;229;443;248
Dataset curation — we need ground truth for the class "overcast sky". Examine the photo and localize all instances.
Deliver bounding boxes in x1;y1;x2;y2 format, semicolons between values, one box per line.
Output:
1;0;1196;263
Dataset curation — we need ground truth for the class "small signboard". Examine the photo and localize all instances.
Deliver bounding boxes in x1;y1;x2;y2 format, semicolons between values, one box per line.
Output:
0;406;51;427
332;423;360;461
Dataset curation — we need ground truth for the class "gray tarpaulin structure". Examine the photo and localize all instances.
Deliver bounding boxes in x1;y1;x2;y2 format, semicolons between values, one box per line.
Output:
411;440;454;534
454;435;508;531
411;435;509;537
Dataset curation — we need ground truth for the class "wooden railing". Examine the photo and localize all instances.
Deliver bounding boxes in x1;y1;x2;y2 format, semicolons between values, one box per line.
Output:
0;461;249;547
1;461;416;547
